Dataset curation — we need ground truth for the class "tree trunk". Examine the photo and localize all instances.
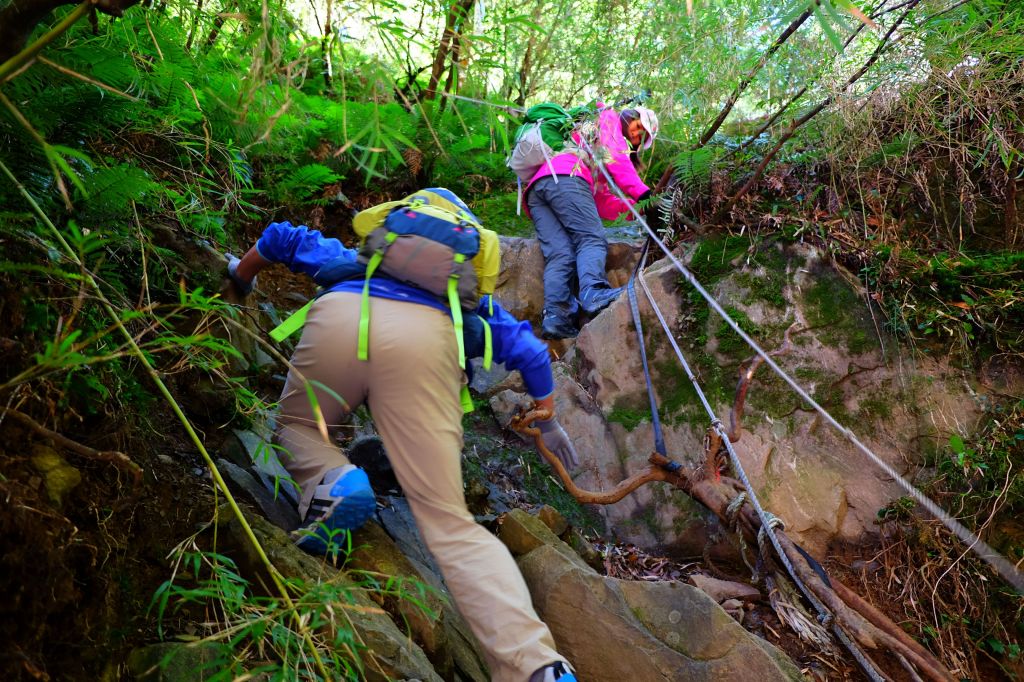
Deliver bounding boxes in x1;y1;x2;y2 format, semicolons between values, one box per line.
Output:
321;0;334;92
0;0;142;65
204;0;232;50
185;0;204;52
424;0;475;100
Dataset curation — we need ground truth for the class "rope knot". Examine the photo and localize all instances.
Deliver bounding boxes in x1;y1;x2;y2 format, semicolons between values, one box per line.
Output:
757;512;786;553
725;492;748;527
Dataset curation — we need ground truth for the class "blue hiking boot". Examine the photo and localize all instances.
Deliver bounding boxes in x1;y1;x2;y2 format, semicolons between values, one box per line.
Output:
294;465;375;556
579;285;623;316
530;661;577;682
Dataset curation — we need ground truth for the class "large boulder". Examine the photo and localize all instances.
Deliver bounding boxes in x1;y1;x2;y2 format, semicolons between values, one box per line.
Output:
499;509;801;681
349;508;490;682
496;237;640;326
492;237;993;559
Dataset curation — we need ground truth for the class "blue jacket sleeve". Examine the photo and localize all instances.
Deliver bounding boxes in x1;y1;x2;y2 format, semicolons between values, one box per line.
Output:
255;221;354;278
479;297;554;399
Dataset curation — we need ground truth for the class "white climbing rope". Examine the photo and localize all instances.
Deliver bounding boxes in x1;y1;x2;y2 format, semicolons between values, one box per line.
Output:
634;269;886;681
574;133;1024;594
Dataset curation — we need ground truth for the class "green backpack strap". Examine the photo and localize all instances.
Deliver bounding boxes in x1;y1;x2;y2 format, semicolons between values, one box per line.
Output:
460;385;474;413
479;315;492;371
269;299;314;342
448;253;467;370
459;315;493;415
357;233;396;361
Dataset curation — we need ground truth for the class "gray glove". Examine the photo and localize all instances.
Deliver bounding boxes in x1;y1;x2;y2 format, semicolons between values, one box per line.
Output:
226;253;255;295
536;417;580;470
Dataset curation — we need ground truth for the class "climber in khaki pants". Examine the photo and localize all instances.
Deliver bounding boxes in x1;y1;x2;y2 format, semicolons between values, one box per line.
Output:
226;188;580;682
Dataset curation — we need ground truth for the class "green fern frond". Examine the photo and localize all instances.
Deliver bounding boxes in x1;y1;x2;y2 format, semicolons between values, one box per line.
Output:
76;164;162;222
672;147;716;188
274;164;342;203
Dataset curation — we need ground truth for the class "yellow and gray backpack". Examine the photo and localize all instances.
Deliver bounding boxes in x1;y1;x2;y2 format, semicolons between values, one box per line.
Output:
270;189;500;407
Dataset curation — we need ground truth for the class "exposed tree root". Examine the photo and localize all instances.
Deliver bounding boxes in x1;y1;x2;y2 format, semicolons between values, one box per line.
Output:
511;405;954;681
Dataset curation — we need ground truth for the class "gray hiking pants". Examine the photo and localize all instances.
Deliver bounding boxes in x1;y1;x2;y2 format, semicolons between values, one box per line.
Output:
527;175;611;321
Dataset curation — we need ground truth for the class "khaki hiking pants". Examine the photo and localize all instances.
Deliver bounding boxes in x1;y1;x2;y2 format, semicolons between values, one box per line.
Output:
275;291;563;681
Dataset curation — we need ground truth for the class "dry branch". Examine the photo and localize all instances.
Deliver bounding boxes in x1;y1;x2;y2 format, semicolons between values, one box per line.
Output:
713;0;922;222
653;6;813;194
697;8;814;148
1;407;142;485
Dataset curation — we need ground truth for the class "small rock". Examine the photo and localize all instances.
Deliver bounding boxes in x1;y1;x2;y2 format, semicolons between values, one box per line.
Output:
535;505;568;536
157;454;175;466
563;527;604;572
127;642;221;682
721;598;745;621
252;347;276;369
498;509;589;569
468;358;513;395
217;459;300;531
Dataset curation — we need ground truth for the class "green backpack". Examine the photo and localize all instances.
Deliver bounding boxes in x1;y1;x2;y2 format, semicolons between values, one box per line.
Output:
507;102;599;213
507;102;573;185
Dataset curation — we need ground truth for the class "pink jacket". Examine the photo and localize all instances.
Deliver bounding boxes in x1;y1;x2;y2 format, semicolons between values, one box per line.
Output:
525;108;650;220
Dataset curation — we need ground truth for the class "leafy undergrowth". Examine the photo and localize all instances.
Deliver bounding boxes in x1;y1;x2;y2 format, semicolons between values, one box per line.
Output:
0;399;219;680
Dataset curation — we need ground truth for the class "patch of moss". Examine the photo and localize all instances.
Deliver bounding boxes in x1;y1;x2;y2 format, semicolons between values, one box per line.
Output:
472;192;534;237
607;397;649;431
810;382;853;427
713;306;761;360
686;233;752;284
802;269;878;355
794;366;830;382
858;395;893;421
651;351;733;431
744;245;790;309
682;290;711;347
635;505;661;538
745;369;802;420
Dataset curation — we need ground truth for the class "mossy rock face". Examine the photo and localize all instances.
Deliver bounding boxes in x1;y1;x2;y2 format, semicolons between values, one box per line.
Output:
799;263;878;355
487;238;990;558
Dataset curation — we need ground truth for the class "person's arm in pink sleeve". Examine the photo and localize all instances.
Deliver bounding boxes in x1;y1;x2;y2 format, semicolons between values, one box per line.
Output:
596;109;650;200
594;184;635;220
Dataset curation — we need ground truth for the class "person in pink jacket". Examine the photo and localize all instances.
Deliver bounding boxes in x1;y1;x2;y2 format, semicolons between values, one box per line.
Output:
524;105;658;339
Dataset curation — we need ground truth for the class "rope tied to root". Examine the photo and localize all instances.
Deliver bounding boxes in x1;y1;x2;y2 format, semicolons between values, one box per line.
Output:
757;512;786;554
725;491;748;527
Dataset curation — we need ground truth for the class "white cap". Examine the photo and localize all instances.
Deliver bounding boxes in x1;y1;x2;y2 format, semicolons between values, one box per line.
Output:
636;106;659;150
